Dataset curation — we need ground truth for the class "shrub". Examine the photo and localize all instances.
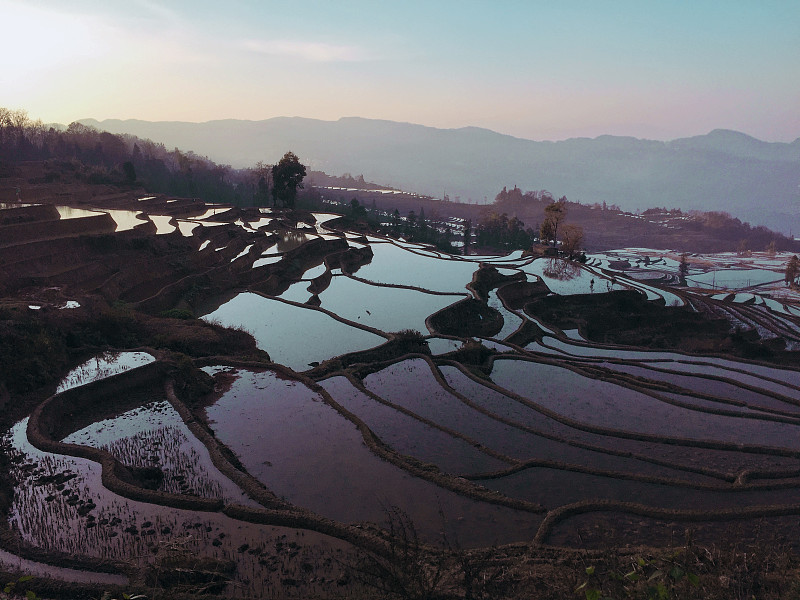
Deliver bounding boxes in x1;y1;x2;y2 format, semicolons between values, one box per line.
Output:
159;308;194;320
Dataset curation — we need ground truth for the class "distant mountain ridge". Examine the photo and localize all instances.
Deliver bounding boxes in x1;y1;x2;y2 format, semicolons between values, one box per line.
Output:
79;117;800;234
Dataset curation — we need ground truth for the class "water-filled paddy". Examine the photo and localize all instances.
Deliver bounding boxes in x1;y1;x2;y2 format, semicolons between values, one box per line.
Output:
435;365;724;483
523;259;626;295
5;209;800;587
277;280;317;303
478;465;796;512
314;276;464;334
353;241;478;293
615;273;685;305
687;268;783;289
192;206;233;220
595;361;800;415
54;206;102;219
299;262;328;279
648;360;800;398
444;361;800;476
426;337;465;355
310;212;341;230
531;338;800;388
5;419;354;597
364;359;596;463
101;208;146;232
57;351;155;393
467;250;527;262
63;400;253;503
0;547;126;585
275;231;319;252
490;358;800;448
487;289;523;339
230;243;254;262
245;216;273;229
148;214;176;235
650;357;800;387
203;367;542;546
175;219;201;236
201;292;386;371
531;336;675;360
320;376;508;475
252;254;283;268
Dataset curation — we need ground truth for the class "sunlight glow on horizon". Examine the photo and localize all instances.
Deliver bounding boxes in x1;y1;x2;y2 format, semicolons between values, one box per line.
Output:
3;0;799;143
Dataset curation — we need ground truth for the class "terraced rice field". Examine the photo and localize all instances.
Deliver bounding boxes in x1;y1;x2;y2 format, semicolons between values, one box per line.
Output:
3;201;800;596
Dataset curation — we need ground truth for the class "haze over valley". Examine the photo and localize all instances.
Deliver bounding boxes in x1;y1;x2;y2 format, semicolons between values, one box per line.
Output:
81;116;800;234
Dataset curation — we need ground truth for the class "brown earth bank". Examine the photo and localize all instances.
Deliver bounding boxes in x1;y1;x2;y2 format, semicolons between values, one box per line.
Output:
2;167;800;598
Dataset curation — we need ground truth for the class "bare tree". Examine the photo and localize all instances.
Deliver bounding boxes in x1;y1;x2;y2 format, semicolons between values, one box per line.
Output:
253;161;272;206
540;196;567;246
766;240;777;256
560;224;584;258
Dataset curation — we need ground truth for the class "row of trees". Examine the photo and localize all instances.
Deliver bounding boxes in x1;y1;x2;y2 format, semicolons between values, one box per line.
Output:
391;206;456;251
251;153;307;208
318;198;457;252
692;211;795;251
490;183;800;255
0;108;307;208
475;192;585;256
493;186;558;212
474;212;535;250
0;109;243;202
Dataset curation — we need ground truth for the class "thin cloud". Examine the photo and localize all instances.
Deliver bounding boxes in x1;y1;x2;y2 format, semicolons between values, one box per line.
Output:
132;0;182;24
242;39;373;62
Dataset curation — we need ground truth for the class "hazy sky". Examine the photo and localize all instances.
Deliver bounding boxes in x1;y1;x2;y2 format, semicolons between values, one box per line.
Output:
3;0;799;141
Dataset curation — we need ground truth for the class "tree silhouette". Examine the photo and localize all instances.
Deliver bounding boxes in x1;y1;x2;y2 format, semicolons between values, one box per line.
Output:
350;197;367;219
253;161;272;207
786;255;799;287
271;151;306;208
122;161;136;184
679;253;690;285
540;197;567;246
560;224;584;258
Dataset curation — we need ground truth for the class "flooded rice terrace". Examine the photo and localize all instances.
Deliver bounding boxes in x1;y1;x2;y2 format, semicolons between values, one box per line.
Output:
4;206;800;595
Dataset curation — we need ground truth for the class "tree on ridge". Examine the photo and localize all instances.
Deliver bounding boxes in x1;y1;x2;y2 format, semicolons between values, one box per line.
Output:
786;255;799;287
540;197;567;246
271;151;306;208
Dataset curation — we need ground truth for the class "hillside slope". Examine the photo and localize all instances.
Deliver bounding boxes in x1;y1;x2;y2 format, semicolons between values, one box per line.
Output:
81;117;800;234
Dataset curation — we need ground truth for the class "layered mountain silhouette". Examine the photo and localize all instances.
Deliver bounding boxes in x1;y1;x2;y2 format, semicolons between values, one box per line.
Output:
80;117;800;233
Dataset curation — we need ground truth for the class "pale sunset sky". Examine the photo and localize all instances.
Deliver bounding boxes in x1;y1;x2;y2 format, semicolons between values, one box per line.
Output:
2;0;799;142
